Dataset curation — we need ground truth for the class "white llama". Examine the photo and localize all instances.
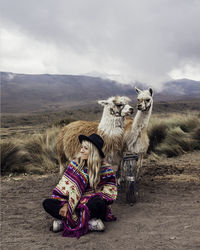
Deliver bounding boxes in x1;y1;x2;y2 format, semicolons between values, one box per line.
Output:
57;96;133;175
123;87;153;178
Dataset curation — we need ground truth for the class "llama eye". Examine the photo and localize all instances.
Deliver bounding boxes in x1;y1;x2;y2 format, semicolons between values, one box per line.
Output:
146;99;150;102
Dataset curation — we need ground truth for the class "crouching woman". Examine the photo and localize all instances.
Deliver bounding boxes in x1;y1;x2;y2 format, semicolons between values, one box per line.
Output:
43;133;117;238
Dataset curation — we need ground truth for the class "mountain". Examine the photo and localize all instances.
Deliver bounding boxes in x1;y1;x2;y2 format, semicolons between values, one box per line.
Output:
162;79;200;96
1;72;135;112
1;72;200;113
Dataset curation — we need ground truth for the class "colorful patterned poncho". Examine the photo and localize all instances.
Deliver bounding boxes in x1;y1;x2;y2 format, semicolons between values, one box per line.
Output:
52;160;117;238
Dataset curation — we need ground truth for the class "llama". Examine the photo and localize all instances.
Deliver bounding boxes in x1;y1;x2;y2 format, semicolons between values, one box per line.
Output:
123;87;153;178
57;96;134;175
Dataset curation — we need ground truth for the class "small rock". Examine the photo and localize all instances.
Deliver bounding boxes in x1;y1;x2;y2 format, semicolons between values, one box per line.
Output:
184;225;191;229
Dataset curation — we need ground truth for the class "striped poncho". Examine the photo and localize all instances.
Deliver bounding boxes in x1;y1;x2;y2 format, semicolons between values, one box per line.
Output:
52;160;117;238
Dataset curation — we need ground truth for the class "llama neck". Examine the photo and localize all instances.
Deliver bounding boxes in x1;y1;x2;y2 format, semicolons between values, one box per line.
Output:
125;104;152;152
131;104;153;132
98;108;124;136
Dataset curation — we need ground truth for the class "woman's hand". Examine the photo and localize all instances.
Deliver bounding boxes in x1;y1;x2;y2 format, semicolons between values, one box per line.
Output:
59;203;68;218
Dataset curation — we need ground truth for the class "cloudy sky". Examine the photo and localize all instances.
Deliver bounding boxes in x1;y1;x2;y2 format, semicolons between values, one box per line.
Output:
1;0;200;89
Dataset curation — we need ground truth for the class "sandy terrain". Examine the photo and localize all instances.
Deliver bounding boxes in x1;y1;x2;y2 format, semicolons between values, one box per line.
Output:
1;151;200;250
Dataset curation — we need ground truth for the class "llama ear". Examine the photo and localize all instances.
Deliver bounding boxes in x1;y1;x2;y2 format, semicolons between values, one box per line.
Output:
149;88;153;96
98;100;108;106
135;87;141;94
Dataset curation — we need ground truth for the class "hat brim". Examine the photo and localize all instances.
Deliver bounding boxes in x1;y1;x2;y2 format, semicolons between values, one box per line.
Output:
78;135;105;158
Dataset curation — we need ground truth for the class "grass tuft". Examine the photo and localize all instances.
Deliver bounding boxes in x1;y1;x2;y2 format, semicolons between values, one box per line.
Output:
1;127;60;175
148;122;168;152
0;140;22;173
148;113;200;157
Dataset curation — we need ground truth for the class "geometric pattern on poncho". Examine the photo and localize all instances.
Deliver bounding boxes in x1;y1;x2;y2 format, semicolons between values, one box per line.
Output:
51;160;117;238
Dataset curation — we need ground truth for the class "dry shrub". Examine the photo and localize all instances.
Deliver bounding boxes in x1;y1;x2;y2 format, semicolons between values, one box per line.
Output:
1;126;60;175
148;113;200;157
21;127;60;173
179;116;199;132
155;127;187;157
155;144;185;157
0;140;24;174
166;127;193;151
148;121;168;152
192;127;200;140
191;127;200;150
158;113;199;129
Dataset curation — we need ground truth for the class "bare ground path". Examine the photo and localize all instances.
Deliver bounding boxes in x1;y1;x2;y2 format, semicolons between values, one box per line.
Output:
1;152;200;250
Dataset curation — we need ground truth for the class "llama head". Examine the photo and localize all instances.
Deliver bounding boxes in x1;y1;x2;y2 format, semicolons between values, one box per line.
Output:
98;96;133;117
135;87;153;111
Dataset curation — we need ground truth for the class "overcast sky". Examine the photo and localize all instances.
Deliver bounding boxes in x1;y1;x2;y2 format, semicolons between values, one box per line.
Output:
0;0;200;89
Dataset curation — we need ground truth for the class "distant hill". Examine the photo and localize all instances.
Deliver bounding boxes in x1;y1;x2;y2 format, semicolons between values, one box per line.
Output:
162;79;200;96
1;72;135;112
1;72;200;113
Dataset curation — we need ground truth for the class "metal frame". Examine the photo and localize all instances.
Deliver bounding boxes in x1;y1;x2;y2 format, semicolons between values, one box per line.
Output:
117;153;138;205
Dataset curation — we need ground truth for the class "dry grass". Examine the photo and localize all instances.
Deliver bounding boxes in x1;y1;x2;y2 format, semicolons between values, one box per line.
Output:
1;140;22;173
1;112;200;175
1;127;60;175
148;112;200;157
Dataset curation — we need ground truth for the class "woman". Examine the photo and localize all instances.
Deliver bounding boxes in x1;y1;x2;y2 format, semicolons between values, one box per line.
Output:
43;133;117;238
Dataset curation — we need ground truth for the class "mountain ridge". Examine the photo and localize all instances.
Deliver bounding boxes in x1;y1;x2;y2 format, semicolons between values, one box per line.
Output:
1;72;200;113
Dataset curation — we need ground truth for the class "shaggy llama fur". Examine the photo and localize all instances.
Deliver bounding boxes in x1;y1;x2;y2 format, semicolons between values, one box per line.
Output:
57;96;133;175
123;87;153;178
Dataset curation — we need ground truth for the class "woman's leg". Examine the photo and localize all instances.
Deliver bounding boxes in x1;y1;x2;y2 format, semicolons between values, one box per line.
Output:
42;199;62;220
86;196;107;220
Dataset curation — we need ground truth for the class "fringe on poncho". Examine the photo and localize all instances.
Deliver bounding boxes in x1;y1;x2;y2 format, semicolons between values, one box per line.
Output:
51;160;117;238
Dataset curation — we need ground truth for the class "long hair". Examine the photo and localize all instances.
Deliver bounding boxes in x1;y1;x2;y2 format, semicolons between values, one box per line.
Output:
77;140;102;189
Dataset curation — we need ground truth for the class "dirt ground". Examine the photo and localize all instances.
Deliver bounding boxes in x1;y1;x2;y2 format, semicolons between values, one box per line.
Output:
1;151;200;250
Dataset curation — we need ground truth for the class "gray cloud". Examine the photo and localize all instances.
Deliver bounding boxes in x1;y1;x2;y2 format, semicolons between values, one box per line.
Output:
0;0;200;89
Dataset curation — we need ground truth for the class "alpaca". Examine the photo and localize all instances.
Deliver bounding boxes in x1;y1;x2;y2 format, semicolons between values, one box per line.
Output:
57;96;133;175
123;87;153;178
